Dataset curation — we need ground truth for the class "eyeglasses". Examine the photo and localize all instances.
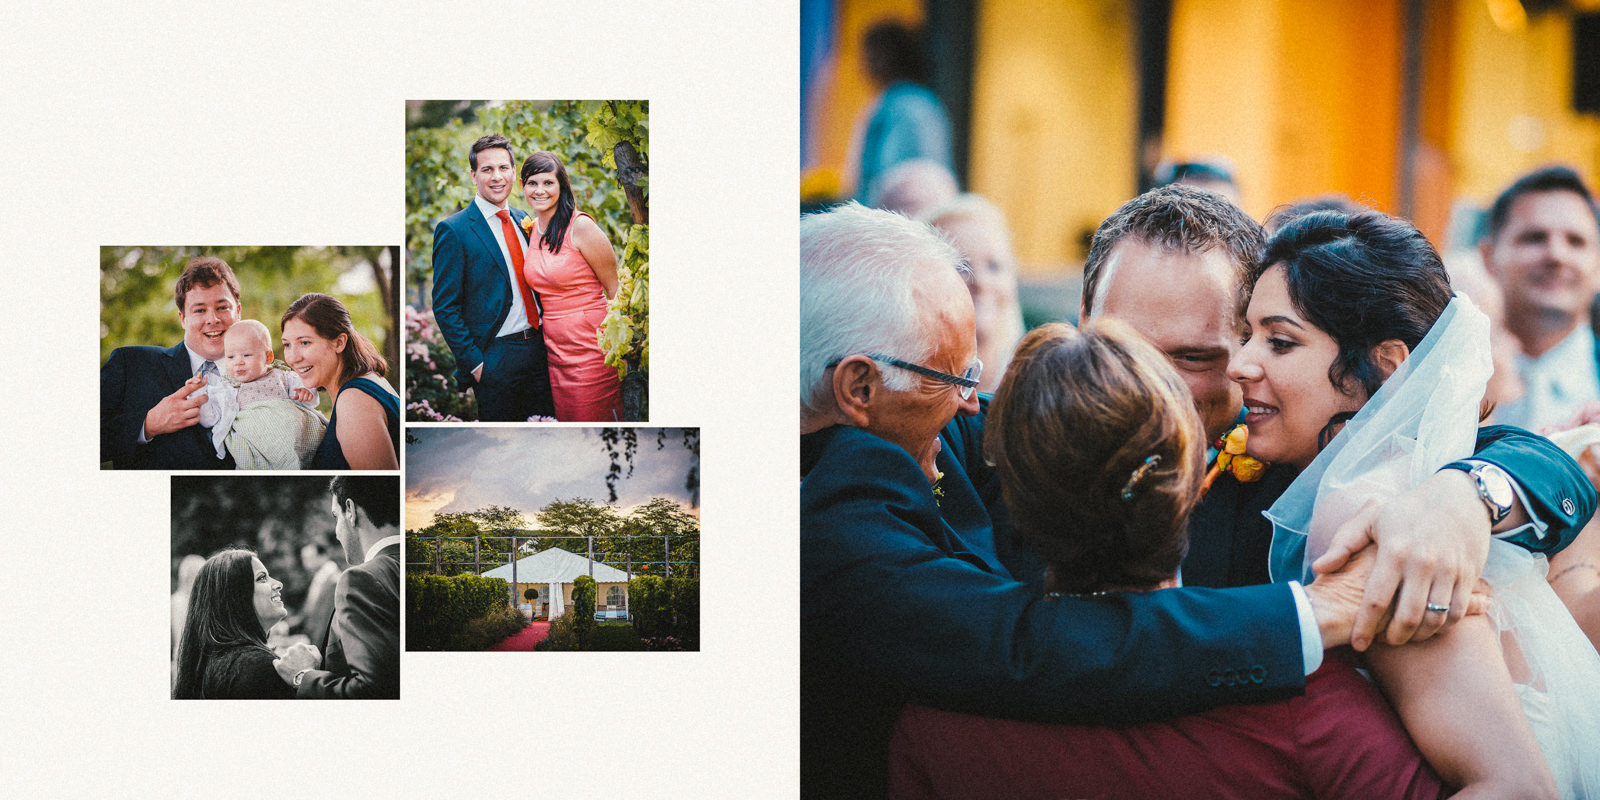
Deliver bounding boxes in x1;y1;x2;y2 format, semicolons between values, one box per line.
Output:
830;354;983;399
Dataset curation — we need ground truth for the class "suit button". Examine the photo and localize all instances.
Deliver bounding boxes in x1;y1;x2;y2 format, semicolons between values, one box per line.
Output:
1251;665;1267;684
1206;669;1221;687
1222;668;1238;686
1563;498;1576;516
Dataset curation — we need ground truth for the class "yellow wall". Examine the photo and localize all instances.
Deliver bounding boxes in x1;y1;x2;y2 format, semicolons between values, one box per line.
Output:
1449;0;1600;209
969;0;1140;273
1165;0;1406;220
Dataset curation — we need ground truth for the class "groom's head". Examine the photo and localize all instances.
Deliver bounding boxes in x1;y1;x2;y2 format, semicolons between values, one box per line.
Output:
174;256;241;362
328;476;399;565
469;134;516;207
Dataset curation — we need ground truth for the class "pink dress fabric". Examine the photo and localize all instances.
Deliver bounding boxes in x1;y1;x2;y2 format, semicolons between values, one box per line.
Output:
524;211;623;421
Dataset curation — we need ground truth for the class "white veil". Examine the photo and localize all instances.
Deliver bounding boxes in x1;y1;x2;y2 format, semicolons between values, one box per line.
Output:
1263;293;1600;798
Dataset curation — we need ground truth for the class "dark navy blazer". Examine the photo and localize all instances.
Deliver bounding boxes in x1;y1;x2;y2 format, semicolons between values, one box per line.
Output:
100;341;234;470
431;202;534;390
801;406;1303;798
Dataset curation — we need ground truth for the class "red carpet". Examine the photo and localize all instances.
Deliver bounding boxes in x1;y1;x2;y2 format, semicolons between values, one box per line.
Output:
488;621;551;651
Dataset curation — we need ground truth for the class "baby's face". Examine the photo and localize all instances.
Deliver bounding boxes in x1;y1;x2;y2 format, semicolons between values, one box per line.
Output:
223;330;272;383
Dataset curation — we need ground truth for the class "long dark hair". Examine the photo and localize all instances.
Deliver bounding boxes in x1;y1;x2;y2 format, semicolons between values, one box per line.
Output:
281;293;387;385
172;549;272;699
1252;210;1451;399
520;151;577;254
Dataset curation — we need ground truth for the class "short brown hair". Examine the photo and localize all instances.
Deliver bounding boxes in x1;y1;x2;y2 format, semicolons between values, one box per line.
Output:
469;133;515;171
173;256;241;312
985;320;1205;594
1081;184;1263;328
280;293;387;384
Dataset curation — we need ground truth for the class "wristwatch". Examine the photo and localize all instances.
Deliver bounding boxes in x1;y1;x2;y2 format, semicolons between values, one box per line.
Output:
293;668;312;688
1447;460;1515;526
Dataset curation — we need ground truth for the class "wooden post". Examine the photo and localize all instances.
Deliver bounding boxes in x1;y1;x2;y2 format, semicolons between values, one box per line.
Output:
433;537;441;575
473;536;481;575
511;535;519;609
587;535;595;577
664;535;670;577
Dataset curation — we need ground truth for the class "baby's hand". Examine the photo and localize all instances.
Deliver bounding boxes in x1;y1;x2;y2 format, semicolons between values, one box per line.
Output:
292;387;315;402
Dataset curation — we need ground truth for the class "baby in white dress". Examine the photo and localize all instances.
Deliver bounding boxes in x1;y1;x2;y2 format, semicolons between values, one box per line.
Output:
198;319;325;468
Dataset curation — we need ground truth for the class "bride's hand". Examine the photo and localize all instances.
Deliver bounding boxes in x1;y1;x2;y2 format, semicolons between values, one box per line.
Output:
1312;470;1493;651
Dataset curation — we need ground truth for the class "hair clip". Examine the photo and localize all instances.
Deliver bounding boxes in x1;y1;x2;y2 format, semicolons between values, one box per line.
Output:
1121;454;1162;501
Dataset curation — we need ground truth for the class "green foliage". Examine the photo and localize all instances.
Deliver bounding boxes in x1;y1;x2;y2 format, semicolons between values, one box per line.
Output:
404;304;475;421
629;574;698;648
407;506;534;573
523;587;538;601
406;572;511;651
453;603;527;651
588;622;646;651
100;245;397;419
405;101;649;420
572;575;597;647
535;607;582;651
599;429;699;507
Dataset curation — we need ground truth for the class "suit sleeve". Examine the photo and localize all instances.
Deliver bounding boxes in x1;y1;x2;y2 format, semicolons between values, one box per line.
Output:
802;428;1305;726
100;348;146;465
1469;424;1597;556
430;217;481;389
297;564;399;699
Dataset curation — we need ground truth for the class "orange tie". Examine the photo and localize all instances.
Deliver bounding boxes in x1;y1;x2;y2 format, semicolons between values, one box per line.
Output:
497;209;540;329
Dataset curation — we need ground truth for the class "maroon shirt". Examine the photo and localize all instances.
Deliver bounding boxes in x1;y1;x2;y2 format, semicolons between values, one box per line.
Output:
890;655;1448;800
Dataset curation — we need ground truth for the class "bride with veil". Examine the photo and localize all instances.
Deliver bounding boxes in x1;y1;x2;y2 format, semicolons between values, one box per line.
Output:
1235;210;1600;798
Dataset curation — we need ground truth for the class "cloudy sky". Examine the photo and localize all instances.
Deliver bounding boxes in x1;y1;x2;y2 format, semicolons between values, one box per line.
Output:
406;427;698;529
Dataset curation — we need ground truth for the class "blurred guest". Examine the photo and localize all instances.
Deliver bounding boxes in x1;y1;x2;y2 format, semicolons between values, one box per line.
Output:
851;20;952;206
1152;157;1241;206
873;159;958;219
170;554;205;659
923;194;1024;393
288;539;341;642
1480;165;1600;429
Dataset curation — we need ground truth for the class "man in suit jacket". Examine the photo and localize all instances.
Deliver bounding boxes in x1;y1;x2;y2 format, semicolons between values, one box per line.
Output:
1080;185;1593;635
801;204;1383;798
431;133;555;421
275;476;400;699
100;256;241;469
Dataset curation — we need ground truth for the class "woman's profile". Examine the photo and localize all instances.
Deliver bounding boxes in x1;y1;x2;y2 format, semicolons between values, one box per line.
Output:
172;549;311;699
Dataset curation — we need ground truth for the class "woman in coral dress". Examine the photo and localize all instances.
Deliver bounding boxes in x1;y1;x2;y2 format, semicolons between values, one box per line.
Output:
518;150;623;421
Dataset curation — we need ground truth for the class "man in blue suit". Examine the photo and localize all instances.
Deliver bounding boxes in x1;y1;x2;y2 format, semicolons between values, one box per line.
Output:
100;256;241;469
431;133;555;421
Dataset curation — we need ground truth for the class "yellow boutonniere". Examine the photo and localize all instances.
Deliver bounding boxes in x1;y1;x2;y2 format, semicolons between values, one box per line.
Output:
932;470;946;505
1200;424;1268;494
519;215;535;236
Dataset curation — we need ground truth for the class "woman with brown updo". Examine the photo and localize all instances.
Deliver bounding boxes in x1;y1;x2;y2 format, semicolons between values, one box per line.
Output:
281;293;399;469
888;321;1449;799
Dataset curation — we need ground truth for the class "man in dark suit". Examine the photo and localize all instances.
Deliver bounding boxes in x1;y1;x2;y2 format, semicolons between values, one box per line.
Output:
801;203;1388;799
100;256;241;469
275;476;400;699
1081;186;1593;641
430;133;555;421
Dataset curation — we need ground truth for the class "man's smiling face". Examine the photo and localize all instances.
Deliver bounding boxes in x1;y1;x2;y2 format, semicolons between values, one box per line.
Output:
179;282;240;362
472;146;515;207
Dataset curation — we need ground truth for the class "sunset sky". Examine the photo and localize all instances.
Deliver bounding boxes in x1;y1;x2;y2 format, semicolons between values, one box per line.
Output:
405;427;699;530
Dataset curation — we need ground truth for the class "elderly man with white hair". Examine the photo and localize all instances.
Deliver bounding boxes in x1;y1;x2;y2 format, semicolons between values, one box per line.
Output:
800;202;1375;799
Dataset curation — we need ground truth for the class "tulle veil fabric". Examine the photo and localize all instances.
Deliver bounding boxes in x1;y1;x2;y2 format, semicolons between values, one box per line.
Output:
1262;294;1600;798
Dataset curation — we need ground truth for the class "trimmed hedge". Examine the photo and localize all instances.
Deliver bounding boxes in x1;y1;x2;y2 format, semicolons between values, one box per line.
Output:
629;575;699;647
572;575;597;649
407;572;512;651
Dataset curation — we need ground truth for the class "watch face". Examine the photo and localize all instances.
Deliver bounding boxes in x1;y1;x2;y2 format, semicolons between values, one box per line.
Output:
1478;465;1514;511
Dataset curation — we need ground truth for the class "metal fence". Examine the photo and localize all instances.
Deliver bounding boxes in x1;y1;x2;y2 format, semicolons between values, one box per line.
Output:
406;533;698;579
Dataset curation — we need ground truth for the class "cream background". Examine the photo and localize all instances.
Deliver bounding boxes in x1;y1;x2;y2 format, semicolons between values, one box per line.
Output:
2;1;799;796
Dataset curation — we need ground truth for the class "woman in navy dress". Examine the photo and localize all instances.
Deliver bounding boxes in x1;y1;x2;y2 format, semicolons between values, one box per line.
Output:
280;293;399;470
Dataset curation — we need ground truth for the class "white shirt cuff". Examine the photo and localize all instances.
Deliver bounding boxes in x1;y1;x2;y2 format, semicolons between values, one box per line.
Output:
1288;580;1323;675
